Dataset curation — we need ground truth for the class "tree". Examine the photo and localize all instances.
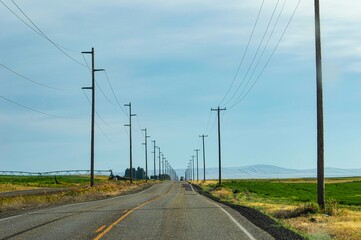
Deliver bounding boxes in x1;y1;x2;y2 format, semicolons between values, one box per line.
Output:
124;167;147;180
124;168;136;179
136;167;146;180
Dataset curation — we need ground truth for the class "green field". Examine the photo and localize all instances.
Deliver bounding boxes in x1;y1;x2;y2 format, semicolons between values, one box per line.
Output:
205;178;361;206
200;178;361;239
0;175;107;189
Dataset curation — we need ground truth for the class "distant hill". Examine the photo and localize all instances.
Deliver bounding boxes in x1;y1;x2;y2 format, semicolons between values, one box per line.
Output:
173;165;361;180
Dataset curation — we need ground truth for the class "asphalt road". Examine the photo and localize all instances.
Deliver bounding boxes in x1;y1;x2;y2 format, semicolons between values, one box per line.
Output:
0;182;274;240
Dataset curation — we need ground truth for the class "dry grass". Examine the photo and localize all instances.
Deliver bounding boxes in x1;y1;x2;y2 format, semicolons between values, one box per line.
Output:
198;180;361;240
270;178;361;184
0;184;39;192
283;210;361;240
0;180;155;214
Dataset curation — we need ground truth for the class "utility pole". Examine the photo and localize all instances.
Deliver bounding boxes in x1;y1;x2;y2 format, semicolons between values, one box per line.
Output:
211;106;226;186
152;140;156;180
194;149;200;181
314;0;325;208
81;47;104;187
158;147;161;180
191;155;195;182
124;102;136;183
188;160;192;181
162;155;165;178
199;134;208;181
142;128;150;182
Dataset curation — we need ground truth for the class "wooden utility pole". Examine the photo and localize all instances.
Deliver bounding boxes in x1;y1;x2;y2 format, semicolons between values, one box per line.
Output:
124;102;136;183
314;0;325;208
152;140;156;180
162;155;165;178
199;134;208;181
194;149;200;181
211;106;226;186
158;147;161;179
81;48;104;187
142;128;150;182
191;155;195;181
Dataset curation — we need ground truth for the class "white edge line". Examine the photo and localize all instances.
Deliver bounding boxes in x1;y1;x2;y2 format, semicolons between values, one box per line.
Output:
189;183;195;192
0;183;159;223
197;188;257;240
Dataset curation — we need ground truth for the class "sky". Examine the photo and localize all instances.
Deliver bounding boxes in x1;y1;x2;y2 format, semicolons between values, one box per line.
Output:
1;0;361;175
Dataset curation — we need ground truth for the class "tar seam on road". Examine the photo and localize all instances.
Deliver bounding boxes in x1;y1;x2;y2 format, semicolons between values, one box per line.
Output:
190;183;257;240
93;183;174;240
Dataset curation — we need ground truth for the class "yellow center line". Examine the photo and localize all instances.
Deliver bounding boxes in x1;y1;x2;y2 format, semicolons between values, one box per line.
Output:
95;225;106;233
93;183;174;240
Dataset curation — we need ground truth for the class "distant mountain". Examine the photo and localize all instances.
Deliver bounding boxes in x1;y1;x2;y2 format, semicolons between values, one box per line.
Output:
174;165;361;180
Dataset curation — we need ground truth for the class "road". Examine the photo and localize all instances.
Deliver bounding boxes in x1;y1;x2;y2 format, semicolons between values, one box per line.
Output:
0;182;274;240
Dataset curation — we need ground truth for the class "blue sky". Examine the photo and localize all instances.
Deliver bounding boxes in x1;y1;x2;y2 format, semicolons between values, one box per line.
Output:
1;0;361;174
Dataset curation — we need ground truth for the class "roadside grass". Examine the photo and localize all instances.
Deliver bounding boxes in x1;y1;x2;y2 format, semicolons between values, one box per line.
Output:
196;178;361;240
0;176;156;215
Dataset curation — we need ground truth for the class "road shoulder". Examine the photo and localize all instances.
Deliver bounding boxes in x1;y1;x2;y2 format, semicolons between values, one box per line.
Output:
191;183;305;240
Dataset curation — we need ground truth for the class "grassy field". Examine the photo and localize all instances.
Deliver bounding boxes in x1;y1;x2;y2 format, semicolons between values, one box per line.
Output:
197;178;361;240
220;178;361;206
0;175;155;215
0;175;107;191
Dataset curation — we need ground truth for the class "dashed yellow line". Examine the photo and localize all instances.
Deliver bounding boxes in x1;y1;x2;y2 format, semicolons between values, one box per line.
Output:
93;183;174;240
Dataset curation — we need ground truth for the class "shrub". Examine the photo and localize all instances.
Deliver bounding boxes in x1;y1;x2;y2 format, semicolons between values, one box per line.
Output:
324;198;339;216
274;202;320;219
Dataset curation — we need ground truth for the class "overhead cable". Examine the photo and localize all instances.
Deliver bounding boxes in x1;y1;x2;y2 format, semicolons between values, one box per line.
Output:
230;0;287;107
0;63;67;90
1;0;86;67
218;0;265;106
229;0;301;109
0;95;69;119
82;89;114;129
224;0;280;107
104;71;128;117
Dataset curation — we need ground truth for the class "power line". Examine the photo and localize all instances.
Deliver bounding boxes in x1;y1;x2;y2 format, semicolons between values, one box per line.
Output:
230;0;286;107
104;71;128;117
204;110;212;134
82;53;92;73
82;89;114;129
224;0;280;107
136;115;145;137
0;0;44;39
0;95;68;119
9;0;77;53
95;121;114;144
229;0;301;109
0;63;68;90
209;112;218;134
1;0;86;67
95;79;115;107
10;0;85;63
219;0;265;106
